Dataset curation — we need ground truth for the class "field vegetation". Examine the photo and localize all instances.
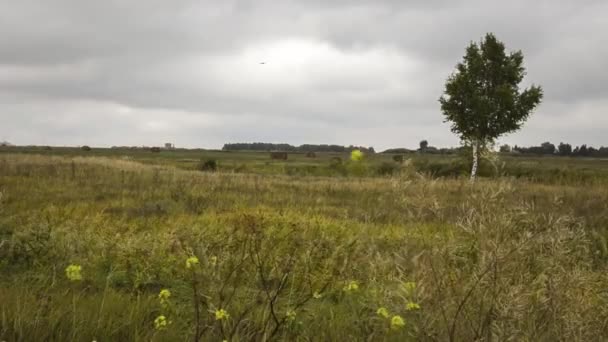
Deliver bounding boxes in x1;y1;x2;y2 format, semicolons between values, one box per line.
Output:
1;148;608;341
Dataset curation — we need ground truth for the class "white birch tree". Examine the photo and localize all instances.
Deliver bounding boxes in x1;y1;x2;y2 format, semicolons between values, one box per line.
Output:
439;33;543;181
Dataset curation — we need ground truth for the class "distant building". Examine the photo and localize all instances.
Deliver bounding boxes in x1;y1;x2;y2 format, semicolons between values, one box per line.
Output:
164;143;175;150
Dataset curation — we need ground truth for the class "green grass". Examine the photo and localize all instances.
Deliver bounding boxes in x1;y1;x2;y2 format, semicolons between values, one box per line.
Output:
1;151;608;341
4;145;608;183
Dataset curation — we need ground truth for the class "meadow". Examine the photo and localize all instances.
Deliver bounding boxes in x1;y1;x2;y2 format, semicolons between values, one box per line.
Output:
1;147;608;341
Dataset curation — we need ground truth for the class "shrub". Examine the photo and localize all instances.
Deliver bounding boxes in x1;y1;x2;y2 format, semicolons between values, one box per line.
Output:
330;157;342;164
328;157;347;176
150;147;161;153
81;145;91;151
392;155;404;163
198;159;218;172
270;152;288;160
377;162;399;176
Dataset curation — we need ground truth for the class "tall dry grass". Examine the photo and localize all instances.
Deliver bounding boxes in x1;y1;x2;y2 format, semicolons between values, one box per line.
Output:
1;154;607;341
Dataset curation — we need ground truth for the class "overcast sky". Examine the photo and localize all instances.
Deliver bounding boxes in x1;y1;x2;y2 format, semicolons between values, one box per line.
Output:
1;0;607;150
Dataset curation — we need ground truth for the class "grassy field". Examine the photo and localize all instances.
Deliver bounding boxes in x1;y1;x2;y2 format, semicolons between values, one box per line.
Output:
3;145;608;183
1;148;608;341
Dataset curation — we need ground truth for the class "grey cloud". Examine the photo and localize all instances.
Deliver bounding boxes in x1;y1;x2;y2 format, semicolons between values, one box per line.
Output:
0;0;607;149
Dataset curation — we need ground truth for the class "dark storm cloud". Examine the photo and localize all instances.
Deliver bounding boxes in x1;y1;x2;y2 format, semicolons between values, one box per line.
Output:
1;0;607;149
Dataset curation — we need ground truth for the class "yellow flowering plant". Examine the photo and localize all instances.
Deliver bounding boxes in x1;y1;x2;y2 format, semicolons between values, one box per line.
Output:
286;309;296;322
159;288;171;307
406;301;421;311
159;289;171;300
186;256;199;269
343;280;359;293
402;282;416;296
154;315;169;330
65;264;82;281
390;315;405;330
376;307;390;318
350;150;364;162
215;309;230;321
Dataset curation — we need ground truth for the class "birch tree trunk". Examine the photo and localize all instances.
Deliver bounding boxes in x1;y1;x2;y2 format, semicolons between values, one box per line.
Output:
470;141;479;182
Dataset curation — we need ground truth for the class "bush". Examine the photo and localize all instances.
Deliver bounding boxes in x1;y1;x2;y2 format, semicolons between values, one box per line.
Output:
198;159;218;172
377;162;399;176
270;152;288;160
150;147;161;153
412;157;497;178
382;148;413;154
81;145;91;151
392;155;404;163
328;157;347;176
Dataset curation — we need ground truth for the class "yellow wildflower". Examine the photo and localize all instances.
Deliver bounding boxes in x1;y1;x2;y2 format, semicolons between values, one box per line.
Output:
343;280;359;292
350;150;364;162
215;309;230;321
402;282;416;296
159;289;171;307
65;264;82;281
159;289;171;300
406;301;421;311
210;256;218;266
154;315;169;330
186;256;199;269
376;307;389;318
390;315;405;329
313;291;323;299
286;309;296;321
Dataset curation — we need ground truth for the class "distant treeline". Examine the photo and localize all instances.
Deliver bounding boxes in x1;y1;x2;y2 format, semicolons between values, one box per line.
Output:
506;142;608;157
382;147;466;155
384;141;608;158
222;143;376;153
382;140;466;155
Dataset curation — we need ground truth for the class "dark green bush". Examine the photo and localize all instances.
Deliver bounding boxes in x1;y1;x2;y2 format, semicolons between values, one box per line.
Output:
198;159;218;172
328;157;348;176
377;162;399;176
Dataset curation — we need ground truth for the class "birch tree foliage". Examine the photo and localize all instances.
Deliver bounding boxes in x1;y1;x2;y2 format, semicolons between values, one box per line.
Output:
439;33;543;179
